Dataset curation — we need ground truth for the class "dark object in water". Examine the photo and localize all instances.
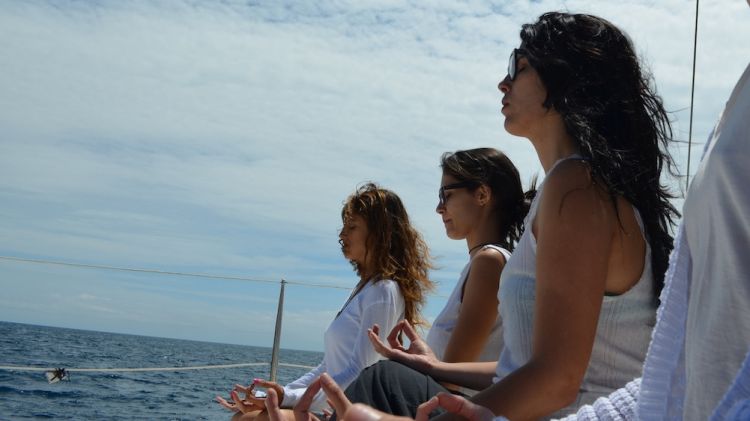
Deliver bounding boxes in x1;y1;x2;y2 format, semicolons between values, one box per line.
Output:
45;368;70;383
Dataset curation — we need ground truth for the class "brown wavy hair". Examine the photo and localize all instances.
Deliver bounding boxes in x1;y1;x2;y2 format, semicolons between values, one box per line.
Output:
341;182;434;326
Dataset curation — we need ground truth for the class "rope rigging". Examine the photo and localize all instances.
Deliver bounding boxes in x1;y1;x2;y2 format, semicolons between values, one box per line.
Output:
0;255;353;290
686;0;700;193
0;362;316;373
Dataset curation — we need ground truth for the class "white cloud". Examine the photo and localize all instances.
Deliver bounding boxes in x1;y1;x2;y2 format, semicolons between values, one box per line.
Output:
1;0;748;349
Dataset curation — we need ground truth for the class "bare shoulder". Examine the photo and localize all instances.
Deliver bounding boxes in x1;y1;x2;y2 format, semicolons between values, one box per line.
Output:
463;248;504;303
465;248;506;292
471;247;508;269
543;159;594;197
538;159;614;227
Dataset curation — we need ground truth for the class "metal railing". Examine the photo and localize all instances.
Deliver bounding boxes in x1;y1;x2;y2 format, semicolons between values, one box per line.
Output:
0;255;446;380
0;255;348;379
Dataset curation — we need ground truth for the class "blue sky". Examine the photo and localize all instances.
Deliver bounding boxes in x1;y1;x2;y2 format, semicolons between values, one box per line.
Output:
1;0;748;352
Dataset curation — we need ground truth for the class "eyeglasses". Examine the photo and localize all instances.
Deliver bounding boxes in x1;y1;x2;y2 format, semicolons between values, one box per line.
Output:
438;181;478;207
507;48;526;81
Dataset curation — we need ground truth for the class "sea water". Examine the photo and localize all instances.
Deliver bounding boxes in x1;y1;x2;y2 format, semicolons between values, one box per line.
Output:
0;321;322;420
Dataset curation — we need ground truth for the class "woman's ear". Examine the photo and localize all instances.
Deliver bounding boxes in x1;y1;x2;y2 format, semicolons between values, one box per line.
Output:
476;185;491;206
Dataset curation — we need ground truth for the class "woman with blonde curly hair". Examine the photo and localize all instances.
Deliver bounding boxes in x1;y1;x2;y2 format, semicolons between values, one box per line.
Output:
217;182;434;421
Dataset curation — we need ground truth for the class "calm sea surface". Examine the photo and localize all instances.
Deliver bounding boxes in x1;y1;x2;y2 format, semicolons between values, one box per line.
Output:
0;321;323;420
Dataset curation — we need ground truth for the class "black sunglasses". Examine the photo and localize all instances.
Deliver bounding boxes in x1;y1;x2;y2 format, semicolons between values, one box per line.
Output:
438;181;478;207
507;48;526;81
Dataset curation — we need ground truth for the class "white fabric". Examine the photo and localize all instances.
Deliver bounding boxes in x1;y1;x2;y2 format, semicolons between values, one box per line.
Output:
282;279;405;412
681;62;750;420
558;379;642;421
712;349;750;421
556;63;750;421
425;244;510;363
495;156;657;419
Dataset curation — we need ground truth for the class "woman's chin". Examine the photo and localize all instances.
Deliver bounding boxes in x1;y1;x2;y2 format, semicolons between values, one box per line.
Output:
503;119;520;136
445;230;463;241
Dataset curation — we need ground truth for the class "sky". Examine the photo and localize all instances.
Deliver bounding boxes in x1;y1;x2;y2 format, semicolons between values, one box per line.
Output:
1;0;748;353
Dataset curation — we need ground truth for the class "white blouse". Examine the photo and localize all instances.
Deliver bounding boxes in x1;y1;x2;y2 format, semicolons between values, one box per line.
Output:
281;278;405;412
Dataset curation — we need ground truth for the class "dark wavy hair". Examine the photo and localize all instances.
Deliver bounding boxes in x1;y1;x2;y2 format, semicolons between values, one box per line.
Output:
341;183;435;326
518;12;679;295
441;148;534;252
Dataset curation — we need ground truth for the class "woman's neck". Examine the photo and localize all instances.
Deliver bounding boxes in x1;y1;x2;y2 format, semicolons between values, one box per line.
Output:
466;215;503;255
527;115;579;173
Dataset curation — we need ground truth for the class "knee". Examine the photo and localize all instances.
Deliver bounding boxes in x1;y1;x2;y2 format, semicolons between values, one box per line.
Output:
369;360;405;378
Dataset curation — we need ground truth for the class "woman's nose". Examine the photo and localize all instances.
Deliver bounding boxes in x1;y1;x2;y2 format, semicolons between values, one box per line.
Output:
498;75;511;93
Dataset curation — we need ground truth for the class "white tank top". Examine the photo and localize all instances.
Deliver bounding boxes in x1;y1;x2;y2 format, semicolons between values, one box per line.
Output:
494;156;657;419
426;244;510;363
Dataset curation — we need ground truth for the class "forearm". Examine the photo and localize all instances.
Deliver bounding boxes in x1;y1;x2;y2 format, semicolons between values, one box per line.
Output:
467;360;580;421
427;360;497;391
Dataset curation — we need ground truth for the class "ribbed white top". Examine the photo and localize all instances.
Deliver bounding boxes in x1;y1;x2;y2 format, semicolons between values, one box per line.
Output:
494;156;657;419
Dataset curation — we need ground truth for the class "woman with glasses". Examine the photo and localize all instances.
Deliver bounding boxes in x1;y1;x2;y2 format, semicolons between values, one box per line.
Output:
306;12;679;421
427;148;529;368
216;183;434;421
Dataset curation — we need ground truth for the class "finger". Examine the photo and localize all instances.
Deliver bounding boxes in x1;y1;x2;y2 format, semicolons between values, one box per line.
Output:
265;388;285;421
294;377;323;421
370;324;395;350
367;329;393;357
434;393;491;420
400;319;421;343
255;379;281;389
319;373;351;416
216;396;239;412
386;321;405;349
255;379;285;401
235;383;255;400
245;392;267;408
232;390;250;414
415;396;439;421
270;382;286;401
322;408;332;421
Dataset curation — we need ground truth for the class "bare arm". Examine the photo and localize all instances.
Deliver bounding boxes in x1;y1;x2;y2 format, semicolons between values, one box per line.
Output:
368;321;498;390
427;360;499;391
441;250;505;363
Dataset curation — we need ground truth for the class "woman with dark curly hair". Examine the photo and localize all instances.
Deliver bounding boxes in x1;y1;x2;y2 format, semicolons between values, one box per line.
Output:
309;12;680;421
216;183;434;421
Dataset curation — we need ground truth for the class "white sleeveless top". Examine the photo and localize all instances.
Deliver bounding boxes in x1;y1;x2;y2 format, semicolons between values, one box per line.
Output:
494;157;657;419
426;244;510;363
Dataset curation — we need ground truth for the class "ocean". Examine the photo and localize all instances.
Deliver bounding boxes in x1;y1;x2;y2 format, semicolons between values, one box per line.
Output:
0;321;323;420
